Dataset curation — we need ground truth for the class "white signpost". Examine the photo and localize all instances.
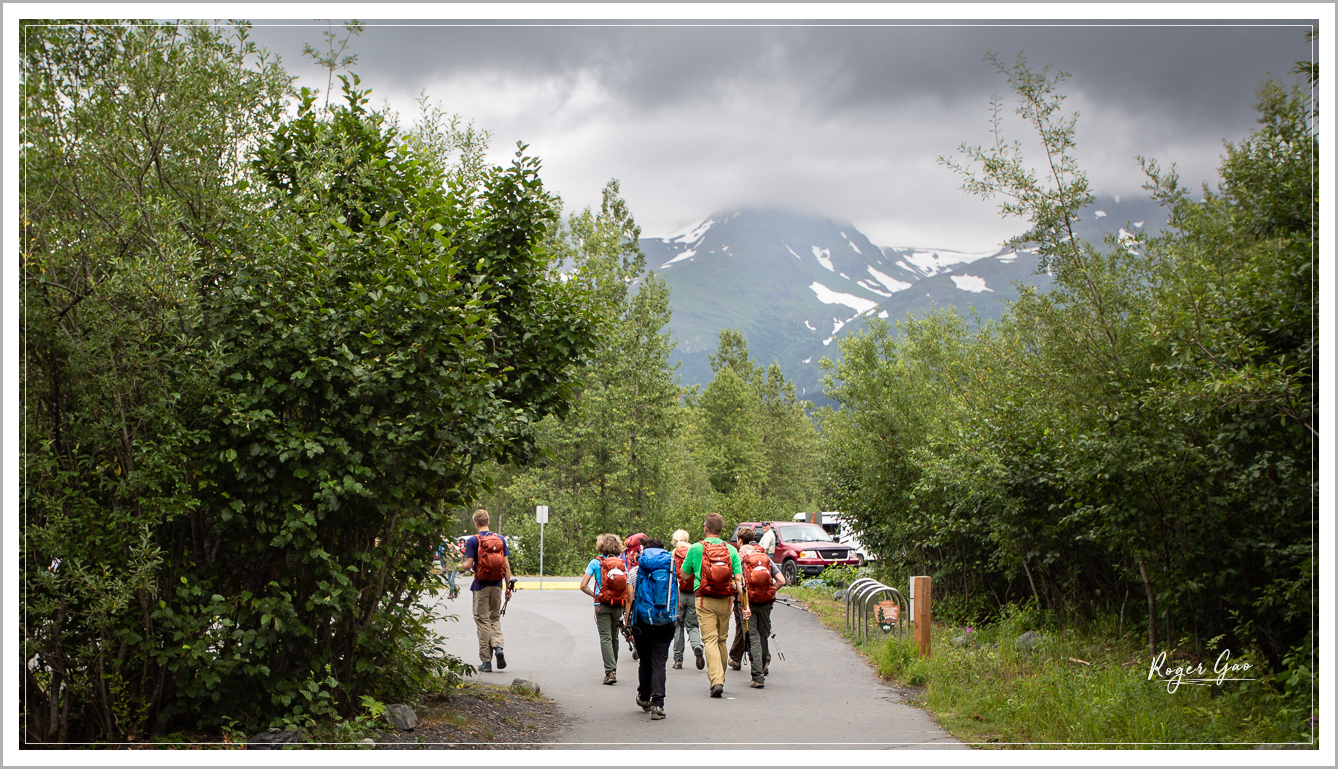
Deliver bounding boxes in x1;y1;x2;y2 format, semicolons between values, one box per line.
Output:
536;505;549;589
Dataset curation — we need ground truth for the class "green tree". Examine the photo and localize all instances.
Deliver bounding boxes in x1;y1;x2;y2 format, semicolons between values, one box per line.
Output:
21;22;593;740
21;20;290;743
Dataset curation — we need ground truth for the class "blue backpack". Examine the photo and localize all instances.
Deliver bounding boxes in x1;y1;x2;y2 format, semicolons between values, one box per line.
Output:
631;548;678;626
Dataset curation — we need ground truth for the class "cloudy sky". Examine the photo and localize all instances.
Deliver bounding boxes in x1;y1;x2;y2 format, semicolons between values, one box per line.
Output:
244;13;1315;252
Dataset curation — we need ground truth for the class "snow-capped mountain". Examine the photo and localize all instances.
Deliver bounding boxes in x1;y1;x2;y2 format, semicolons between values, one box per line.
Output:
639;199;1162;405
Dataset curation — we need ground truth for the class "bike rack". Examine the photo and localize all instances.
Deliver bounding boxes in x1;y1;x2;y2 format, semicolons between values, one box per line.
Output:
844;577;909;643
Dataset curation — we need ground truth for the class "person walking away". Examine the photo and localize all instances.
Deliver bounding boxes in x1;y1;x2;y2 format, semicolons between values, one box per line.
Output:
670;529;705;671
738;529;785;687
461;509;512;672
580;533;629;684
626;537;677;720
680;513;746;698
728;527;759;669
438;536;462;599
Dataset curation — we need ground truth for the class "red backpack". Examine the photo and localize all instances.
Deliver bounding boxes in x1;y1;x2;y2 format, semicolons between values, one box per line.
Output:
673;543;694;594
697;541;735;598
474;533;507;581
743;551;776;603
597;556;629;606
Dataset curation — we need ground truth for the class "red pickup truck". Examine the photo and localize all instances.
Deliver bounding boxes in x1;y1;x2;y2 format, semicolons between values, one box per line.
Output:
728;521;860;586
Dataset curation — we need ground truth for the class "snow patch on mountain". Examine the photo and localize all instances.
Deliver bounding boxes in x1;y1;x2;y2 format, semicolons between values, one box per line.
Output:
810;282;880;314
866;265;913;293
1095;210;1107;218
951;275;994;293
996;251;1017;263
878;310;889;319
892;248;999;278
811;246;834;272
804;320;817;331
785;244;802;259
664;217;715;244
848;240;862;255
858;280;893;297
661;248;698;267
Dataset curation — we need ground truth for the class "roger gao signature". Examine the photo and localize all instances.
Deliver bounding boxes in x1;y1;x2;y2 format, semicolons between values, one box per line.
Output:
1147;649;1255;693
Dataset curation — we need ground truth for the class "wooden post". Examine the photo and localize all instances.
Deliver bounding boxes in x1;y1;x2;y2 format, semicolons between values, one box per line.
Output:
911;575;932;658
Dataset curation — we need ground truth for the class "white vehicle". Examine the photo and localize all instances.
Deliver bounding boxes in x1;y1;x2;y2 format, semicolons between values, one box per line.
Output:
793;512;877;565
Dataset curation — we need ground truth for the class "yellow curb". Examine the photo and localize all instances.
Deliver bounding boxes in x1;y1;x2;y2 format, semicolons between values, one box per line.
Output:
512;581;581;589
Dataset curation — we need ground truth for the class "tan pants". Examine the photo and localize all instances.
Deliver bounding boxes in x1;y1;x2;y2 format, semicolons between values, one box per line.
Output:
472;586;504;663
697;595;733;687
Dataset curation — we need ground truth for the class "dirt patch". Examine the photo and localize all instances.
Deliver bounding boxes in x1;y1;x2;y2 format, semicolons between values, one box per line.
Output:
371;681;569;749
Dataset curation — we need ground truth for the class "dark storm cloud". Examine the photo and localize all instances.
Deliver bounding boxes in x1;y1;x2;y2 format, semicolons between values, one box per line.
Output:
240;18;1316;249
249;20;1312;131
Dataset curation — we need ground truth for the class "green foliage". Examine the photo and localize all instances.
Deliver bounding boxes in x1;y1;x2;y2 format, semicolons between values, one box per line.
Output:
822;44;1314;729
22;21;589;742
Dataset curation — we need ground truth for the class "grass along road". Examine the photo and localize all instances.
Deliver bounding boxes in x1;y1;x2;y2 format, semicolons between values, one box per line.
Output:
784;585;1316;748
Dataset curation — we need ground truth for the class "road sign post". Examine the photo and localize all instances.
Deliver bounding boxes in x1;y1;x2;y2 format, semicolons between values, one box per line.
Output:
536;506;549;589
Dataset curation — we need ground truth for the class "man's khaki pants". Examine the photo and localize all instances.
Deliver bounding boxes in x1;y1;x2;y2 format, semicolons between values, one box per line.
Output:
696;595;733;688
472;586;505;663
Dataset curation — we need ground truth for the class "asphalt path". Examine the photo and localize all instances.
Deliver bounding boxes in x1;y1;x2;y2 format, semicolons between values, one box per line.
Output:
425;577;964;750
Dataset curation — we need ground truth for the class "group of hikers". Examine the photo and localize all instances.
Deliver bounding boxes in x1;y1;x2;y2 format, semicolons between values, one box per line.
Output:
453;509;786;722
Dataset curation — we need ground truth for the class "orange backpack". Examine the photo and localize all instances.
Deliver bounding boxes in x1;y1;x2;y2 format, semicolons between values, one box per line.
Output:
697;541;735;598
673;543;694;594
743;551;776;603
597;556;629;606
475;533;507;581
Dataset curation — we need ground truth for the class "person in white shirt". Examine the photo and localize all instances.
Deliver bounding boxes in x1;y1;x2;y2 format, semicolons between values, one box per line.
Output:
757;521;777;556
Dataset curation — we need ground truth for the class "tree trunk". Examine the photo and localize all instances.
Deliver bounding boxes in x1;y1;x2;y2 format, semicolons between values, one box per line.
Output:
1138;558;1157;656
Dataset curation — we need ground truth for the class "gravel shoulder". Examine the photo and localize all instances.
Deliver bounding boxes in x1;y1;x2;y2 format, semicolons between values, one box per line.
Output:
371;681;569;749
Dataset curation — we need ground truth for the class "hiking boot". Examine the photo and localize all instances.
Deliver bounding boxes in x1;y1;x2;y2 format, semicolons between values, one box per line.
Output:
602;672;617;685
636;695;651;712
672;660;683;669
694;647;705;670
728;660;741;671
710;684;723;698
494;646;506;670
650;706;666;720
750;680;765;689
478;661;492;673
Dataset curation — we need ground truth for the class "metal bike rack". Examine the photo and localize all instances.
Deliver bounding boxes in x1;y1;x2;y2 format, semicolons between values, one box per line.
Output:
844;577;909;642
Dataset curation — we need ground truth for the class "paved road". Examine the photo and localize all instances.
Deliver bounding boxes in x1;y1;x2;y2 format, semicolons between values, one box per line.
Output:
426;578;964;750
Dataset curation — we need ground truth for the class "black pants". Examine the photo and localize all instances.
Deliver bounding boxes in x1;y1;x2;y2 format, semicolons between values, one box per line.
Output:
632;621;675;707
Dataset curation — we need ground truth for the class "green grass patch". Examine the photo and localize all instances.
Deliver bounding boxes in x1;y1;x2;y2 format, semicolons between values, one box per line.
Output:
786;586;1316;748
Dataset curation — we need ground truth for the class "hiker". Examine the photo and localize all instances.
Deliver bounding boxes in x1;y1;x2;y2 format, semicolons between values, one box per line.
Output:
438;536;462;599
670;529;705;671
626;537;677;720
579;533;630;684
624;532;647;570
461;509;512;673
679;513;746;698
727;526;756;670
730;526;786;687
757;521;777;556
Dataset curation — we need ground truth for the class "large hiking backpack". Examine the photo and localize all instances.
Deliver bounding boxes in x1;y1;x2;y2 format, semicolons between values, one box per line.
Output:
698;541;735;598
631;549;677;626
672;543;694;594
475;533;506;581
597;556;629;606
743;551;777;603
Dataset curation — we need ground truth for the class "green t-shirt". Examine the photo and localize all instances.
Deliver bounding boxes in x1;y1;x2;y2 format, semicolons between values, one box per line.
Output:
682;537;742;593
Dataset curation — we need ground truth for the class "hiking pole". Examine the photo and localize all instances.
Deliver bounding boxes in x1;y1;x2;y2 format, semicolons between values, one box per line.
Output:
500;579;518;616
741;590;751;666
770;633;785;662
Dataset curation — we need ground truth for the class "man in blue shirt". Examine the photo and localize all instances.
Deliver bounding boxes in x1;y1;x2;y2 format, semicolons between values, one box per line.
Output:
462;509;512;672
